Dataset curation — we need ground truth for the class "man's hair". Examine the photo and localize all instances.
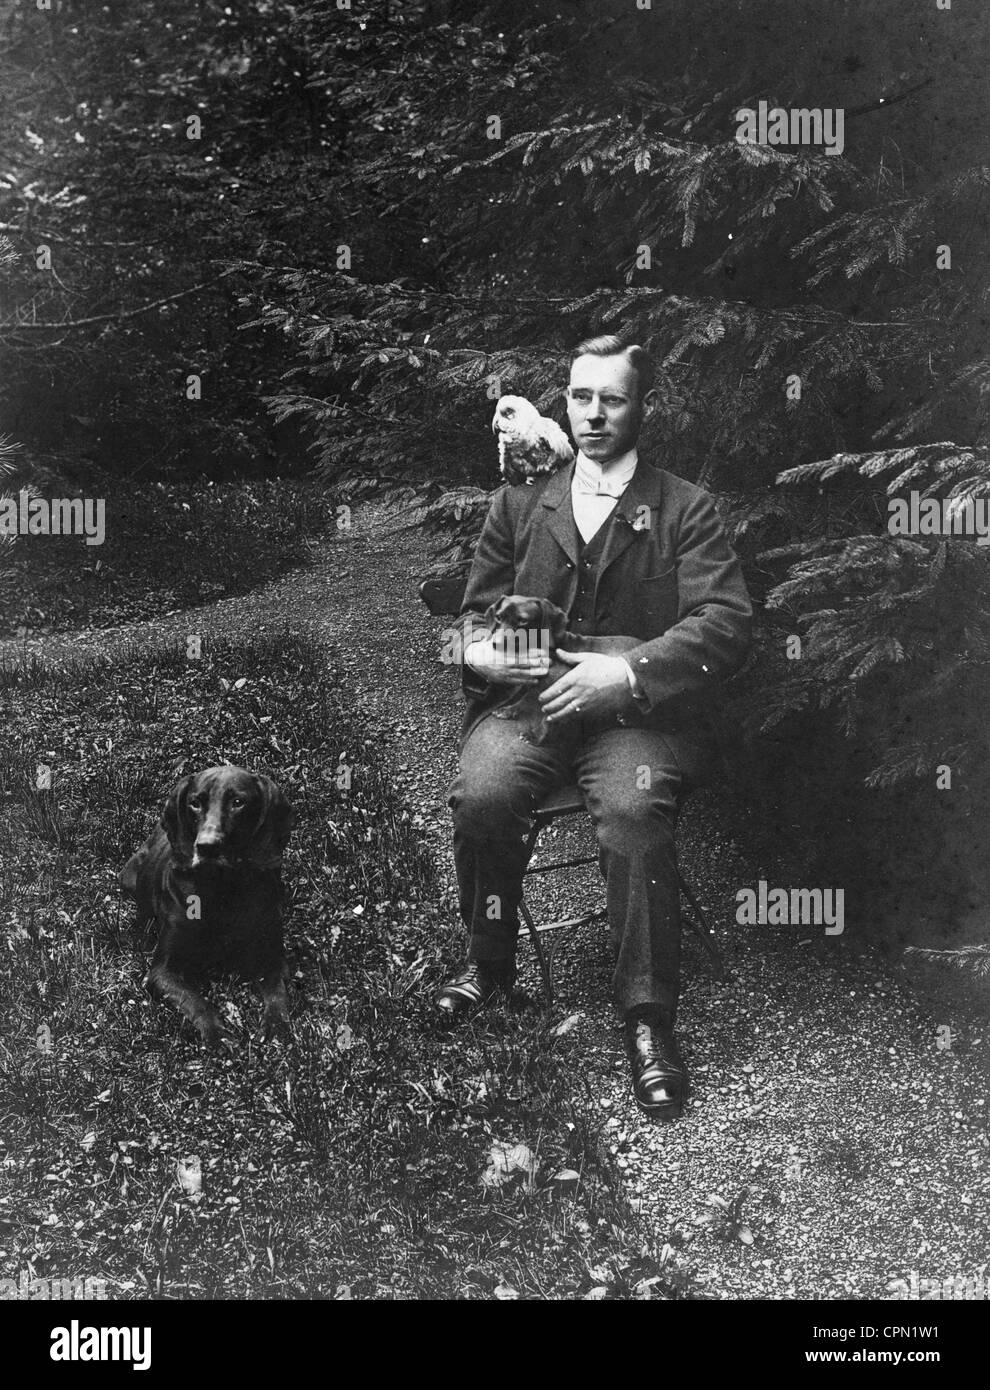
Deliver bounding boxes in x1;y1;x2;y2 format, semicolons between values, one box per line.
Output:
569;335;655;400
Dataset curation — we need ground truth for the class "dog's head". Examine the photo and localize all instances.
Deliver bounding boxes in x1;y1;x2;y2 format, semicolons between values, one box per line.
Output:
163;766;293;872
485;595;569;652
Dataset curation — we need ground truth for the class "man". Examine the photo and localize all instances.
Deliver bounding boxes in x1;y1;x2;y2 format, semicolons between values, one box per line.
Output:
438;335;752;1120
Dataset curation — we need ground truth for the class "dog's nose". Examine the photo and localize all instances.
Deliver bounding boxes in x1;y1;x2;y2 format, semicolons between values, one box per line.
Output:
194;837;224;859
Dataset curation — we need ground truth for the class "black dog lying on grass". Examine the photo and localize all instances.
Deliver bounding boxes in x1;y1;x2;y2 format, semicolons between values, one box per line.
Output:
120;765;293;1047
483;594;640;745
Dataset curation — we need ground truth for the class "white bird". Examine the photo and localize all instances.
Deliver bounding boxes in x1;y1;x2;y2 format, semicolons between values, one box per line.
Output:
491;394;575;485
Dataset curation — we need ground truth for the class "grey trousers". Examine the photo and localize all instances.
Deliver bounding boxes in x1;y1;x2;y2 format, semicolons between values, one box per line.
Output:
448;711;714;1022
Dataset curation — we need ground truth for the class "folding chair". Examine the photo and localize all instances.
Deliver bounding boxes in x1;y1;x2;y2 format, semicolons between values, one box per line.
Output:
420;572;727;1004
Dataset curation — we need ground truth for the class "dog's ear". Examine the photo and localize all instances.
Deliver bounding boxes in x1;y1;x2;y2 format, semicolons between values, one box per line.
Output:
490;595;514;625
119;847;145;897
162;774;196;860
546;603;570;648
251;777;294;866
494;595;543;628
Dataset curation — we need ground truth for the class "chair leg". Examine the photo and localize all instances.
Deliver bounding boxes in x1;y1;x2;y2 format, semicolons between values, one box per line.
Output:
518;896;554;1006
513;808;728;1003
518;816;554;1005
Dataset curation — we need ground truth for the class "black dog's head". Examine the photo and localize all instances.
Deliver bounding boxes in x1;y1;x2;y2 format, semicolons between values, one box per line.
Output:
485;595;570;653
163;766;293;872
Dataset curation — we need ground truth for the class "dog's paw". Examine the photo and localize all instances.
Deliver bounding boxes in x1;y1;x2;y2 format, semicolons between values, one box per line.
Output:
194;1011;227;1049
259;1004;292;1042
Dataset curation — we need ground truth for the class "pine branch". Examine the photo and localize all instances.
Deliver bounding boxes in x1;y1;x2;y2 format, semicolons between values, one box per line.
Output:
2;267;240;333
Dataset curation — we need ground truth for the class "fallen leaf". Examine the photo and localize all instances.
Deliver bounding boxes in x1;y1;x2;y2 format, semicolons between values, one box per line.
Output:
176;1156;202;1197
506;1142;537;1176
493;1279;519;1300
481;1141;538;1189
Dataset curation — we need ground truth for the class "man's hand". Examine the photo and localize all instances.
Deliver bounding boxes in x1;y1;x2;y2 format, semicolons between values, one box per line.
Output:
539;650;634;723
463;633;551;686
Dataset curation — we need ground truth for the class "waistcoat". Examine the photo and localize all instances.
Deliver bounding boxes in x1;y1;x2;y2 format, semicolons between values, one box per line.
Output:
566;498;619;636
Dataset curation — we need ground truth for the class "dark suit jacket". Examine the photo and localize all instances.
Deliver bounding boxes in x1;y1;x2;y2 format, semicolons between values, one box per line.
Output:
453;459;753;744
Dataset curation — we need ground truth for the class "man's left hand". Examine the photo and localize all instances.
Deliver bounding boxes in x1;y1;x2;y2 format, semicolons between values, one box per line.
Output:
539;650;633;723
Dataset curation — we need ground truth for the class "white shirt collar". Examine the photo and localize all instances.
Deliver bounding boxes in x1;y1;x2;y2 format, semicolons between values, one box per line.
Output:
572;447;639;498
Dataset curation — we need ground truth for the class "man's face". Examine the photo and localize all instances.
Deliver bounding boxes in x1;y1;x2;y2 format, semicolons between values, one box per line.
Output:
566;353;656;464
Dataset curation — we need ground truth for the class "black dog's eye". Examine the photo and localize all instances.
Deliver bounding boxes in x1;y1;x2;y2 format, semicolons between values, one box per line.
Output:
187;799;202;814
230;796;245;809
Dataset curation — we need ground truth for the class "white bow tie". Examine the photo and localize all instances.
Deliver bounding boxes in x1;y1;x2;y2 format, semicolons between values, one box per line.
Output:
572;450;638;500
573;476;628;498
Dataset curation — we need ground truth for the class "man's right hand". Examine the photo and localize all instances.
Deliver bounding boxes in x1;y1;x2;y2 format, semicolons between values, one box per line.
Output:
463;633;551;686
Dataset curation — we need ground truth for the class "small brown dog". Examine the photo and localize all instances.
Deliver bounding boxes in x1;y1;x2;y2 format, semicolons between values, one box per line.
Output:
483;594;640;744
120;765;293;1047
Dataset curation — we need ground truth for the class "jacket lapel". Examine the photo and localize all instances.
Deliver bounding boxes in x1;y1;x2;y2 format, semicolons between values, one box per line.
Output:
538;462;580;566
598;460;666;579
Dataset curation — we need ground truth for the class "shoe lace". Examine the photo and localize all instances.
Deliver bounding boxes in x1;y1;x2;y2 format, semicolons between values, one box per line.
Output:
634;1022;680;1071
635;1023;664;1061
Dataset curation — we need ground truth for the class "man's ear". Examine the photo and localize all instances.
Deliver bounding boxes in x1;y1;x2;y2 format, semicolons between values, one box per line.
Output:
640;387;660;424
163;775;195;859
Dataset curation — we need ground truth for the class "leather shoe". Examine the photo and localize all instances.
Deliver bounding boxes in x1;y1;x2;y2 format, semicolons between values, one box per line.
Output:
436;959;516;1023
625;1011;687;1121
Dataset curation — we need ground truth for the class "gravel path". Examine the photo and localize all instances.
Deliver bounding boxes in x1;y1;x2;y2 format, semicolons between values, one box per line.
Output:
5;498;988;1301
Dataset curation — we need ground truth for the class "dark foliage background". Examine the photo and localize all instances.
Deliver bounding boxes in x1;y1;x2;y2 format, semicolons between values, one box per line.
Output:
2;0;988;954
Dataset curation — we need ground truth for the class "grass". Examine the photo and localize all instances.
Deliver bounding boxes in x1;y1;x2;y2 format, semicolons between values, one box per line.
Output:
0;634;684;1300
0;477;332;639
